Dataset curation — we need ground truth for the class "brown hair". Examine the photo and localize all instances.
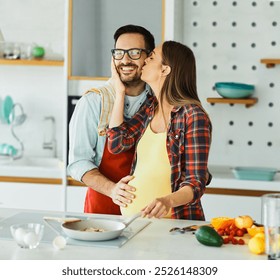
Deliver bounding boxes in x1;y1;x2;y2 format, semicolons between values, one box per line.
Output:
160;41;201;107
159;41;211;132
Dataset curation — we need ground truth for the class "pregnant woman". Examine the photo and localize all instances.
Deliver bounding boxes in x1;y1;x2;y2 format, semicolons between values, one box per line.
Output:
107;41;212;220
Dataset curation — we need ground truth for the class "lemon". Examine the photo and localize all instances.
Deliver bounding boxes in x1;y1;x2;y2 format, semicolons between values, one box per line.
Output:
248;236;265;255
247;226;265;237
254;232;265;240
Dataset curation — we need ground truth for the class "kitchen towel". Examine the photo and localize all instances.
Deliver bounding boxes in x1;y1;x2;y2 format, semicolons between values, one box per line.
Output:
84;79;116;136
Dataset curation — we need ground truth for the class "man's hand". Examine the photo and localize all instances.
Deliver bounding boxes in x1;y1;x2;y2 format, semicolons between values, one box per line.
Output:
111;175;136;207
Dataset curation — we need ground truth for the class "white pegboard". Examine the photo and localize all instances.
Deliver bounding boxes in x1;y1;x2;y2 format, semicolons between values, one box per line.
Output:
174;0;280;169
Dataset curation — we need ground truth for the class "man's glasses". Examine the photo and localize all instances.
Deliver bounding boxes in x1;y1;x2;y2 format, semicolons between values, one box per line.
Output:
111;48;150;60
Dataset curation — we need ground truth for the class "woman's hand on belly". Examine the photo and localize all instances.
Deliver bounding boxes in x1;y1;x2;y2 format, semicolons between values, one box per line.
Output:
110;175;136;207
142;196;171;219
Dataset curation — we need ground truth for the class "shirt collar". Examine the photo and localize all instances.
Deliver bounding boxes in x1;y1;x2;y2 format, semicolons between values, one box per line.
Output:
145;84;153;96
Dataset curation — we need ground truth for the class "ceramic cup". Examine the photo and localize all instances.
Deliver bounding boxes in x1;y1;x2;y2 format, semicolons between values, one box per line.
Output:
262;193;280;260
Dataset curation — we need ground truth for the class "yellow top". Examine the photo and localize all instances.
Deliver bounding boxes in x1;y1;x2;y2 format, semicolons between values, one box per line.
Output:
121;124;172;217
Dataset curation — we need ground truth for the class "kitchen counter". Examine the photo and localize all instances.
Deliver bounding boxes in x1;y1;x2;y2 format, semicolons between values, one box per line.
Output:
0;208;266;260
1;163;279;194
207;165;280;196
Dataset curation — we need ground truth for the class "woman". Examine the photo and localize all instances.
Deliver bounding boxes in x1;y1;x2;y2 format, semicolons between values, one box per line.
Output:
107;41;212;220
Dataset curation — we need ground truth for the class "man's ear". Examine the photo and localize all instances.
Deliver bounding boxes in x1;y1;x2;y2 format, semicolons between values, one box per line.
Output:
161;65;171;76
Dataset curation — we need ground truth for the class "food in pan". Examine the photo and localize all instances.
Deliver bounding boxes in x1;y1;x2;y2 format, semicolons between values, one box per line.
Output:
81;227;105;232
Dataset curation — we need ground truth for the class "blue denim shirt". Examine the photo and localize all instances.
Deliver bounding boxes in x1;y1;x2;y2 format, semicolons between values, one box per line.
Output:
67;85;151;181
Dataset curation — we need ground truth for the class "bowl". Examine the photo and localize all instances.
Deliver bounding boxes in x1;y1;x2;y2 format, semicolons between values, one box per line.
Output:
10;223;44;249
215;82;255;99
232;167;279;181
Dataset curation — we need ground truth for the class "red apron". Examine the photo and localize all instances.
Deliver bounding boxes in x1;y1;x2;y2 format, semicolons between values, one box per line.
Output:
84;139;135;214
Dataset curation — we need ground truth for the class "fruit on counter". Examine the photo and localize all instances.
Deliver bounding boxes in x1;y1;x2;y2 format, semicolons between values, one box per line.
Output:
216;222;246;245
246;225;265;237
234;215;254;229
210;216;234;230
32;46;45;58
248;233;265;254
195;225;224;247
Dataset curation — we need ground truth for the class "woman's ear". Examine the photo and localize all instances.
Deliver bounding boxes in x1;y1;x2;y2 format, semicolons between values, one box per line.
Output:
161;65;171;76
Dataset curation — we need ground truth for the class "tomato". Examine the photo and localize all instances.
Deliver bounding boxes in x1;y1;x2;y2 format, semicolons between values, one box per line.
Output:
223;237;230;244
225;227;231;235
238;239;245;245
232;238;238;245
235;229;244;237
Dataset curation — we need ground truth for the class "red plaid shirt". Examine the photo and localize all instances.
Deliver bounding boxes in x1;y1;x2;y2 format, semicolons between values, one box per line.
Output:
107;95;212;220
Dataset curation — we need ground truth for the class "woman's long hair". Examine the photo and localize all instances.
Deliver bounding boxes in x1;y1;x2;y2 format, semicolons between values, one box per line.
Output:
160;40;201;107
159;41;211;132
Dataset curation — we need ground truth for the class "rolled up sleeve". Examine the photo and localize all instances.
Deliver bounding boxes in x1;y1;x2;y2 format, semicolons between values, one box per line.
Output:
67;94;102;182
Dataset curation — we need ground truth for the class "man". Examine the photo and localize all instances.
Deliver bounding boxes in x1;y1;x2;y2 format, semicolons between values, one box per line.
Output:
67;24;155;214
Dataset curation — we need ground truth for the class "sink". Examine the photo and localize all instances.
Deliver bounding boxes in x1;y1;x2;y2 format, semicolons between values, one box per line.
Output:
0;156;63;178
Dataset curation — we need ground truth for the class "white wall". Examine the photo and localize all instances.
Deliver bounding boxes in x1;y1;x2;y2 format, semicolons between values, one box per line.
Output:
0;0;66;158
1;0;279;169
174;0;280;169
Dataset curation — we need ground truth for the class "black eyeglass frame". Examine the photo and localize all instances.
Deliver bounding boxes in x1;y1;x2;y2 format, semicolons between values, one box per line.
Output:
111;48;150;60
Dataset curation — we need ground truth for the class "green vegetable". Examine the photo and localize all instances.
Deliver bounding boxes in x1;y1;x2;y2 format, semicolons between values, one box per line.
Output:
195;225;223;247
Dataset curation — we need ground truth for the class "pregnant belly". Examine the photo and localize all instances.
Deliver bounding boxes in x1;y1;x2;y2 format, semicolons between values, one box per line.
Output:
121;174;171;217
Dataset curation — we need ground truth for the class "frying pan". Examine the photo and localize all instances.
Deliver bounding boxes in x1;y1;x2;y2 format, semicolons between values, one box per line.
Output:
44;213;141;241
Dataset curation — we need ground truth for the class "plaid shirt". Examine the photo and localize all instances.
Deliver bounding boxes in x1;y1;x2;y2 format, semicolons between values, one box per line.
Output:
107;95;212;220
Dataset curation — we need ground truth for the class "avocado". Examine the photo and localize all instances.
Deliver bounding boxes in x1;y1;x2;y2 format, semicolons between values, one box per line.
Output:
195;225;224;247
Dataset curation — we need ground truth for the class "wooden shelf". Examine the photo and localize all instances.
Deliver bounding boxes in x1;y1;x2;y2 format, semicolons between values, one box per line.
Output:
207;97;258;108
0;58;64;66
260;58;280;68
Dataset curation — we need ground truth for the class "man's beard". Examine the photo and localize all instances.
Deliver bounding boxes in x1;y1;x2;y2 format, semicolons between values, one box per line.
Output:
117;64;143;87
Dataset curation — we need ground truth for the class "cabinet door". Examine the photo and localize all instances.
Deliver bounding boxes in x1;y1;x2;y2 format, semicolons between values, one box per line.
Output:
66;186;87;213
0;182;64;211
201;194;262;222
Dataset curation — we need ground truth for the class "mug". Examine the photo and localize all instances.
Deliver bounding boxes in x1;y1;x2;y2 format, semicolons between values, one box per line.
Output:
262;193;280;260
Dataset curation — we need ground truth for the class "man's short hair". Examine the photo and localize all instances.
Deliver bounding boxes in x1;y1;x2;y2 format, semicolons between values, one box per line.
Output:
114;24;155;52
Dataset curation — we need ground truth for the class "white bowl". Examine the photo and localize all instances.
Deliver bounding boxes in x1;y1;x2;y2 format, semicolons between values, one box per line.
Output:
10;223;44;249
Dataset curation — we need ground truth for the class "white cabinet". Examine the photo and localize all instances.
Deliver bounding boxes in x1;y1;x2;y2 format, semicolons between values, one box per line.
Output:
0;182;64;211
201;194;262;222
66;186;87;213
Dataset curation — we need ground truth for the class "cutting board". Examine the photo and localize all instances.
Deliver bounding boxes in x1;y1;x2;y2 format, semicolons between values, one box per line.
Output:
0;212;151;248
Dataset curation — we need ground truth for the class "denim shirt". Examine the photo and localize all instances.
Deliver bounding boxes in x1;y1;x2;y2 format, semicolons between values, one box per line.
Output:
67;85;151;181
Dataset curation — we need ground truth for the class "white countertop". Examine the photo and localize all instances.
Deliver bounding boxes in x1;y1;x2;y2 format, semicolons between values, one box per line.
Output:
0;208;266;260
